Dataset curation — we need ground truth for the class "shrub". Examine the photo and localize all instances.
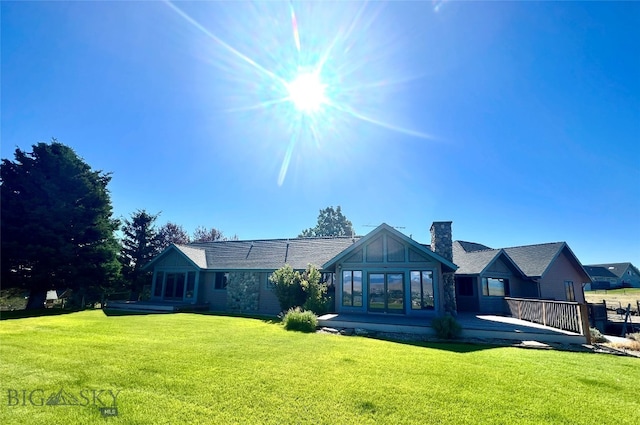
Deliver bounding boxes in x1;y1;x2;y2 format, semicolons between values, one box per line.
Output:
270;264;329;314
431;314;462;339
590;327;607;343
301;265;329;314
282;307;318;333
627;332;640;342
270;265;306;312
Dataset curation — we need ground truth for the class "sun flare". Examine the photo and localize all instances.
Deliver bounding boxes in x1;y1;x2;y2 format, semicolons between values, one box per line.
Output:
286;71;327;113
164;0;431;186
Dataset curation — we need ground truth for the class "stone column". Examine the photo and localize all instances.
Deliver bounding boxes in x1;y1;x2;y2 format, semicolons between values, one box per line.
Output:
430;221;457;315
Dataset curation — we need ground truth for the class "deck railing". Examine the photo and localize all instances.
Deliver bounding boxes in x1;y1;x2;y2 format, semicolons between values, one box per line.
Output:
504;297;589;337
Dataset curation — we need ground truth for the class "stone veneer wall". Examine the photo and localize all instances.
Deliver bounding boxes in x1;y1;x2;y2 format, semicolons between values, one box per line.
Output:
227;272;260;312
430;221;457;315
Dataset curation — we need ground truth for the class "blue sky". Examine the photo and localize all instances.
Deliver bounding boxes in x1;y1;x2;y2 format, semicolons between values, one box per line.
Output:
2;1;639;266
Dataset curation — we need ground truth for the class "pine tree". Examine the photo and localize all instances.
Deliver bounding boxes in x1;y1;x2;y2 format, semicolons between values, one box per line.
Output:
119;210;161;300
1;141;121;308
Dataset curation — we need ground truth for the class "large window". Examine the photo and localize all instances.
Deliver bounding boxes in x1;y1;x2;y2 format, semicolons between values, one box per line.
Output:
342;270;363;307
565;281;575;301
153;272;164;297
186;272;196;299
153;271;196;300
482;278;510;297
411;271;434;310
215;272;229;290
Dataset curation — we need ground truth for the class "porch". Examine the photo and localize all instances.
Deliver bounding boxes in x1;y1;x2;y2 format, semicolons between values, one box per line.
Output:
317;312;588;345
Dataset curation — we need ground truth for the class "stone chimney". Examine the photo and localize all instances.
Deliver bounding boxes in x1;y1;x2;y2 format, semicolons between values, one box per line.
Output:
430;221;453;262
430;221;456;314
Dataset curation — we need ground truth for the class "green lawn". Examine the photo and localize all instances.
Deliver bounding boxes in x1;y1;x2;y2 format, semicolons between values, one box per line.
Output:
1;311;638;424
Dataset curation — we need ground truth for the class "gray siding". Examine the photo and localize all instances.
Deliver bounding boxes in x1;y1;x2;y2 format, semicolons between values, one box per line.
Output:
199;271;227;311
539;250;586;303
258;273;281;315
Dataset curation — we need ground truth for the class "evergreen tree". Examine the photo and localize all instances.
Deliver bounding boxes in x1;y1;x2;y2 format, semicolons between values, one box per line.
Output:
299;206;354;237
119;210;161;300
1;141;121;308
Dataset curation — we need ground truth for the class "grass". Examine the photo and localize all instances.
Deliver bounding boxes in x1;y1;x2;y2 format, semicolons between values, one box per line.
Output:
1;311;639;424
584;288;640;312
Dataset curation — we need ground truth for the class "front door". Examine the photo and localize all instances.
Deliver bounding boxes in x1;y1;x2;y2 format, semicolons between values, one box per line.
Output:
368;273;404;313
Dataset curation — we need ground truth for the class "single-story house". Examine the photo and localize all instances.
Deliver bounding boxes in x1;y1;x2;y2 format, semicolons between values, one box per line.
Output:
584;262;640;289
143;221;590;316
453;240;591;314
143;222;457;316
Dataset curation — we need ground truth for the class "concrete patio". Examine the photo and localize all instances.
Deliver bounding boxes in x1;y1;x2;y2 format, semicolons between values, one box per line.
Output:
317;312;587;345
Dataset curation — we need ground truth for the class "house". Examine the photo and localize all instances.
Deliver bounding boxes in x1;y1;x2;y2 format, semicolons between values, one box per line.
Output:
143;222;457;316
453;240;591;314
143;221;589;316
584;263;640;289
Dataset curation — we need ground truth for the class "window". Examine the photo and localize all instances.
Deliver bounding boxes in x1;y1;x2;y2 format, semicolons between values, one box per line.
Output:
164;273;177;298
387;237;405;262
456;277;474;297
565;281;575;301
482;278;509;297
366;237;383;262
153;272;164;297
215;272;229;290
342;270;363;307
186;272;196;299
411;271;434;310
265;273;275;290
321;273;335;287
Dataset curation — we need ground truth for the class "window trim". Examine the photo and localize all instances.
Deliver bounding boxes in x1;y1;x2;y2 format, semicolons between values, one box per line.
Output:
564;280;575;302
214;272;229;290
482;277;510;297
342;270;363;307
410;270;435;310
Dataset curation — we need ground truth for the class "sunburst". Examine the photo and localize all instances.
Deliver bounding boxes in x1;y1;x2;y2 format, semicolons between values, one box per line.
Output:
164;0;432;186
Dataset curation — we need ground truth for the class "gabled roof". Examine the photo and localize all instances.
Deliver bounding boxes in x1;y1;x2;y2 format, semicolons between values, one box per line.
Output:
583;265;618;279
453;240;590;282
585;262;638;279
175;244;208;269
502;242;566;278
452;241;525;276
456;241;493;253
323;223;457;272
145;237;361;271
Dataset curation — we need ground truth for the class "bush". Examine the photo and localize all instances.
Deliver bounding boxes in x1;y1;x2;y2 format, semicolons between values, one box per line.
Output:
270;264;329;314
627;332;640;342
270;265;306;312
431;314;462;339
301;266;329;314
590;327;607;343
282;307;318;333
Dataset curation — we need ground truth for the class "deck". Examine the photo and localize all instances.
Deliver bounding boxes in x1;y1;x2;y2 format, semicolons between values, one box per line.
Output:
317;313;587;345
104;300;210;313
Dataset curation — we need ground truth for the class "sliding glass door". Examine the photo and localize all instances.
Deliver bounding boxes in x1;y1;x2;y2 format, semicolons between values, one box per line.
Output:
368;273;404;313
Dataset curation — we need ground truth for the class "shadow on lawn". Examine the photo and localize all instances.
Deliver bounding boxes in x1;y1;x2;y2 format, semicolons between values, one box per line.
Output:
366;334;502;353
102;309;281;325
0;308;83;321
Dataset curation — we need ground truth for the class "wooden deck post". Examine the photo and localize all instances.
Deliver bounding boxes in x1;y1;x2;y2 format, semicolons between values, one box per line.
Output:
579;303;591;344
542;302;547;326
